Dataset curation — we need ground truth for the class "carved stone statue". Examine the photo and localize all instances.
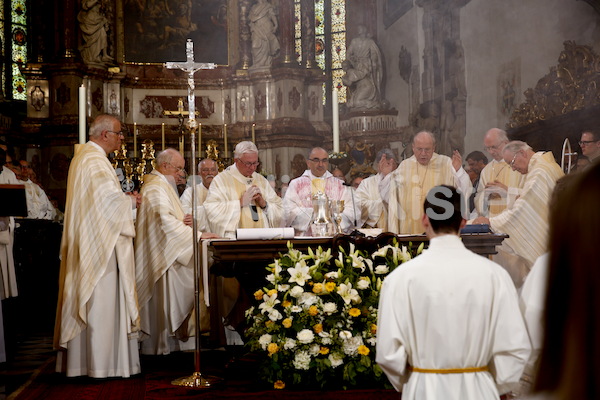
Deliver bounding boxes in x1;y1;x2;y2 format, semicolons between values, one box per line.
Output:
342;25;384;110
249;0;280;68
78;0;112;64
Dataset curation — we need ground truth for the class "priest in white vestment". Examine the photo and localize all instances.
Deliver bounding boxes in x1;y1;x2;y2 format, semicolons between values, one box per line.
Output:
14;160;57;220
180;158;218;232
376;185;531;400
135;149;218;355
54;115;141;378
283;147;359;235
473;141;564;287
475;128;524;218
382;131;471;234
0;148;20;301
204;141;283;238
355;148;398;230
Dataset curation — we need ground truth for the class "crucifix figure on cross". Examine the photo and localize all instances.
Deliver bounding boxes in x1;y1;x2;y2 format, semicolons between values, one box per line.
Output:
165;39;221;389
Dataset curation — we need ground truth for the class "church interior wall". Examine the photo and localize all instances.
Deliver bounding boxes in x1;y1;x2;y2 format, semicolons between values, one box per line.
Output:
375;0;600;157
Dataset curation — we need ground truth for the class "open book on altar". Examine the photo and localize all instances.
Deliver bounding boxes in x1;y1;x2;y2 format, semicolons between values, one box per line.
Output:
236;227;295;240
0;184;27;217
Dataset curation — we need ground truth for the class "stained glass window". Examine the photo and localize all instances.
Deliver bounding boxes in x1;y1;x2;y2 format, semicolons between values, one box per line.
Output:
294;0;347;103
0;0;27;100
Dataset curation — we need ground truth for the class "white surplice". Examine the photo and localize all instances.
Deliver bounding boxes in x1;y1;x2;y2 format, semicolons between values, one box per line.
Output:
0;166;20;300
376;235;531;399
21;178;57;220
180;183;209;231
54;141;140;378
355;173;385;229
135;170;203;355
283;170;358;236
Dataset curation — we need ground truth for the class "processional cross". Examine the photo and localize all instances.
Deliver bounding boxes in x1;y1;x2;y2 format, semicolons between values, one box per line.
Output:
165;39;220;390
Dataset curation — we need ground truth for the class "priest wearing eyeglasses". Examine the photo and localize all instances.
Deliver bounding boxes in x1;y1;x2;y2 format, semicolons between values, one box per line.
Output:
282;147;359;236
579;129;600;163
204;140;283;239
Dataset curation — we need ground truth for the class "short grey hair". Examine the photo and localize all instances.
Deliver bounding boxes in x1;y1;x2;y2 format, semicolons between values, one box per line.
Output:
89;114;119;138
375;148;396;164
412;131;436;146
308;147;328;159
234;141;258;158
155;148;178;166
503;140;532;155
198;158;217;169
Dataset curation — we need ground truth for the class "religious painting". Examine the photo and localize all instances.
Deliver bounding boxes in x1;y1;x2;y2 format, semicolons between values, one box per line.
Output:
123;0;228;65
497;58;521;123
383;0;413;28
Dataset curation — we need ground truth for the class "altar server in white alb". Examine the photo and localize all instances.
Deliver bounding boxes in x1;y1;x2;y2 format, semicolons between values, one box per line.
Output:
354;148;398;230
135;149;218;355
376;185;530;400
180;158;219;232
283;147;359;235
204;141;283;238
54;114;141;378
0;147;20;303
382;131;471;234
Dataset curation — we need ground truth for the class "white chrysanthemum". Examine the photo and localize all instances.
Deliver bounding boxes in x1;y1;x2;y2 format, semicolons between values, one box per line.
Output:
309;344;321;356
284;338;297;350
298;292;318;306
259;334;272;350
342;335;364;356
288;260;311;286
290;285;304;298
293;350;311;370
357;277;370;290
328;352;344;368
291;305;302;313
320;331;332;345
322;302;338;314
339;330;352;340
375;264;389;275
297;329;315;344
268;308;283;321
258;292;281;314
337;282;361;304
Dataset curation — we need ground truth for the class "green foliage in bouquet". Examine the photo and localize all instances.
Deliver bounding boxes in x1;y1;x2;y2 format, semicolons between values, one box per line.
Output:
244;239;424;390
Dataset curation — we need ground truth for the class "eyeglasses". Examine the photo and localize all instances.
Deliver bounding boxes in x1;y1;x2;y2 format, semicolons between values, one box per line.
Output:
238;159;260;168
509;152;519;168
484;144;502;152
167;162;186;173
414;147;433;154
579;140;599;146
107;130;124;137
308;158;329;164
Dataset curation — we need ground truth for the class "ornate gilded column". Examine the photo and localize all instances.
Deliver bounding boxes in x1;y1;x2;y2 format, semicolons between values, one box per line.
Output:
58;0;78;59
277;0;296;65
239;0;252;70
301;0;316;68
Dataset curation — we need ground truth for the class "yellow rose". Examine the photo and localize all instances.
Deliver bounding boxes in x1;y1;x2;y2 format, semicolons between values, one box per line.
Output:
325;282;336;292
282;318;292;328
254;289;264;300
308;305;319;316
370;323;377;335
319;346;330;355
267;289;278;297
265;320;274;328
312;283;324;294
274;380;285;389
349;307;361;317
313;323;323;333
358;345;370;356
282;300;292;308
267;342;279;355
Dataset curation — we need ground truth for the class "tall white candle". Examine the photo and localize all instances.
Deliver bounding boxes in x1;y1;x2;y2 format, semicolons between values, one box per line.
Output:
78;85;86;144
133;122;137;157
224;124;228;155
161;123;165;150
198;123;202;158
332;89;340;153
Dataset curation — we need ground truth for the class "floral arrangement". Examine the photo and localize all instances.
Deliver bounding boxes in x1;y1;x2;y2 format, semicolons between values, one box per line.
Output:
244;239;424;390
328;151;349;164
